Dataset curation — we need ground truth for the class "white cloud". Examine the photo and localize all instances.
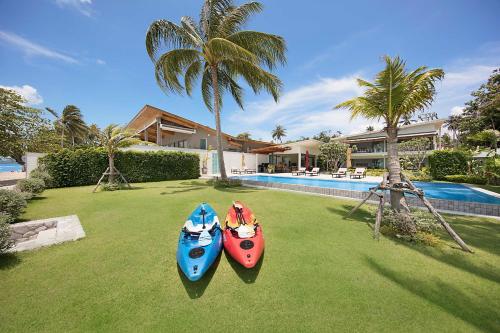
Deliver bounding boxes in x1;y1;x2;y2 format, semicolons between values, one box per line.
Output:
450;106;464;116
54;0;93;17
96;58;106;65
0;85;43;105
0;30;79;64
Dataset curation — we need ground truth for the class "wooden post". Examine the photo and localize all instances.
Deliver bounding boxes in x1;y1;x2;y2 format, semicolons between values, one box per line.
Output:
156;117;162;145
93;167;109;193
374;194;384;240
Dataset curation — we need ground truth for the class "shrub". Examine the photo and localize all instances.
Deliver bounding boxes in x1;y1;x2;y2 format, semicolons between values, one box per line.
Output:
30;167;53;188
209;178;242;188
428;150;469;180
403;169;433;182
444;174;487;185
366;168;387;176
484;157;500;185
0;189;27;223
40;148;200;188
15;178;45;196
0;213;14;254
101;182;121;191
381;209;441;245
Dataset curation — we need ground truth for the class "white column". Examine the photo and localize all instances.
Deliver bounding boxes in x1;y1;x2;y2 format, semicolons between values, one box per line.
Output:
144;130;148;142
297;146;302;169
156;117;162;145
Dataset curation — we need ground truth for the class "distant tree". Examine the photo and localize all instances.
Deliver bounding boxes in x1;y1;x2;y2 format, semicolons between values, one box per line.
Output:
271;125;286;143
336;56;444;211
441;133;451;148
399;114;415;125
398;138;431;170
46;105;88;147
313;130;342;143
319;141;349;171
145;0;286;180
366;125;374;132
445;115;462;148
236;132;251;140
0;88;59;164
467;129;498;149
461;68;500;150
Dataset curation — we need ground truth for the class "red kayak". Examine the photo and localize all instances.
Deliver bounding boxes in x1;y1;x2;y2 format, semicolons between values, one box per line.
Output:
223;201;264;268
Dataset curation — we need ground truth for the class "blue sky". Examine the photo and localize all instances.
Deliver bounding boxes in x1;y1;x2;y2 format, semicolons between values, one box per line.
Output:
1;0;499;141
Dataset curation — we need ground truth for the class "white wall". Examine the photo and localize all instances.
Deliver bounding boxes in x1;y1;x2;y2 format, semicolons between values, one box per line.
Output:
24;152;46;175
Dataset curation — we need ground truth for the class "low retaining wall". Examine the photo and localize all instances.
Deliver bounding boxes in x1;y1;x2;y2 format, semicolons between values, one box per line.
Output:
8;215;86;252
240;179;500;217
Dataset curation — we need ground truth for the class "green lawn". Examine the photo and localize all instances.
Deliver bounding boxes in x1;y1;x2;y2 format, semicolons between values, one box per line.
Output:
477;184;500;194
1;180;499;332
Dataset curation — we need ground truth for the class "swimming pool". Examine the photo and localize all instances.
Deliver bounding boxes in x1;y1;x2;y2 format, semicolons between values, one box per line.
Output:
0;163;22;172
235;175;500;205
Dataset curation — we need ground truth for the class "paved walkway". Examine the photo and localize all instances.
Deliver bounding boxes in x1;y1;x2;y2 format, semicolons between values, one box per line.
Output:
0;171;25;187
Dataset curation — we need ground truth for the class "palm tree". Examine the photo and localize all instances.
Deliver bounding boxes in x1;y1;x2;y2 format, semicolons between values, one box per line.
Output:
271;125;286;143
336;56;444;211
445;115;461;148
145;0;286;180
98;124;141;184
366;125;374;132
46;105;87;148
399;114;415;125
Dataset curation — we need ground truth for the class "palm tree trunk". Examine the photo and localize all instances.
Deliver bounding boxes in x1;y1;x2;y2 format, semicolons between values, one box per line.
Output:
210;65;228;180
61;127;65;148
386;126;406;212
108;154;115;183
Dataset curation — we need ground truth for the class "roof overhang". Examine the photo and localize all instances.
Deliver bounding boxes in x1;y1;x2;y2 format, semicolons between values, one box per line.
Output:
250;146;291;154
160;124;196;134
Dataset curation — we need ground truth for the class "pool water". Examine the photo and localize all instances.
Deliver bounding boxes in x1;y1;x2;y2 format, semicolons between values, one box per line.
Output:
235;175;500;205
0;163;22;172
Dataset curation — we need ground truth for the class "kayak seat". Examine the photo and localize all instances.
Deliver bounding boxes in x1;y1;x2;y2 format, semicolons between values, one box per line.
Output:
184;216;220;233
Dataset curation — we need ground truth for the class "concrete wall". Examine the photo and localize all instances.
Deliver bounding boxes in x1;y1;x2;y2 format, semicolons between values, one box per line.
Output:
25;152;46;175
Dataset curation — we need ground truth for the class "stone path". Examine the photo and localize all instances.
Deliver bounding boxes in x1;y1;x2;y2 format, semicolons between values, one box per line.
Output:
8;215;86;252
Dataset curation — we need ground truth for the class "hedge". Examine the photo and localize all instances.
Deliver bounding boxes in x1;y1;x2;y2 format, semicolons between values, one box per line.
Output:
428;150;468;180
40;148;200;188
444;174;488;185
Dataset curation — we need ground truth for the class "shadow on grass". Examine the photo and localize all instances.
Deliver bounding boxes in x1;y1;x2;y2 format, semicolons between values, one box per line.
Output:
365;256;499;333
213;186;258;194
0;253;21;270
224;250;263;284
160;186;205;195
177;252;221;299
444;217;500;256
327;205;375;229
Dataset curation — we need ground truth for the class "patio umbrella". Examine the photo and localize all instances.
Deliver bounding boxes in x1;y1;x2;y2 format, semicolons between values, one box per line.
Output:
305;150;310;170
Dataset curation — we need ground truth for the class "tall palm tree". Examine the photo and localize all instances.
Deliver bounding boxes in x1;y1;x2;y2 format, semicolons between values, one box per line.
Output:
46;105;87;148
236;132;251;140
98;124;141;184
336;56;444;211
272;124;286;143
445;115;461;148
145;0;286;179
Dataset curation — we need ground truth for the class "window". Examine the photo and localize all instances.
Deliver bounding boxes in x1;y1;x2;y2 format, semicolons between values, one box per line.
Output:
178;140;187;148
200;138;207;150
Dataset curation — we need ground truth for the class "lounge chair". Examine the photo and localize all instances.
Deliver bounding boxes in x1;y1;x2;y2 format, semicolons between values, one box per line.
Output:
292;167;306;176
331;167;347;178
350;168;366;179
244;168;256;174
305;167;320;176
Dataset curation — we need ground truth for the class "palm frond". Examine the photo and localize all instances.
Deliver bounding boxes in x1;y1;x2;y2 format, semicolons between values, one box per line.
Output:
146;20;199;61
207;37;258;64
154;49;201;94
216;2;263;37
228;30;286;69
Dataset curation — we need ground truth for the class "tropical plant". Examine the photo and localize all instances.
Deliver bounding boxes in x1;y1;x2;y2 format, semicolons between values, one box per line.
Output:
46;105;88;148
0;189;27;223
98;125;142;184
145;0;286;180
319;141;349;172
335;56;444;211
271;125;286;143
0;213;14;254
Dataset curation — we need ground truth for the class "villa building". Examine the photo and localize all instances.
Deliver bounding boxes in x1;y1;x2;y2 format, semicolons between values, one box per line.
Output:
335;119;446;168
127;105;271;153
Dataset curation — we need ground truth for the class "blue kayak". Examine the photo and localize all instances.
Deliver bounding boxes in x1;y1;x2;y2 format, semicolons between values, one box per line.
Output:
176;203;222;281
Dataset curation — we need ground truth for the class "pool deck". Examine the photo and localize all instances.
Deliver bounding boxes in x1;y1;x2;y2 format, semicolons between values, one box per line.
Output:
0;171;26;188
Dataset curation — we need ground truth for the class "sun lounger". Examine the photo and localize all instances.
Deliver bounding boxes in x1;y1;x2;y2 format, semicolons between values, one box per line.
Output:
305;167;320;176
244;168;256;174
292;167;306;176
331;167;347;178
349;168;366;179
